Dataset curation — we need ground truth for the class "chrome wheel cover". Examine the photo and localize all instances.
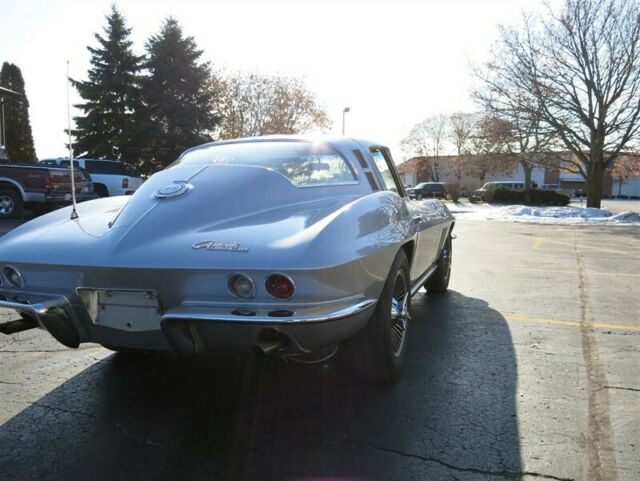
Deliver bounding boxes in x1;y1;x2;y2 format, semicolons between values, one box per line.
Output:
390;270;410;357
0;195;14;215
442;238;452;281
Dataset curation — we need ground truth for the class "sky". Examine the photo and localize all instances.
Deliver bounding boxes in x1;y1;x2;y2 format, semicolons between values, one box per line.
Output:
0;0;556;161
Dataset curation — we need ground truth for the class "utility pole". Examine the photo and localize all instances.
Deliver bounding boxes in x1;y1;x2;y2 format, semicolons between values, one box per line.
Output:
342;107;350;135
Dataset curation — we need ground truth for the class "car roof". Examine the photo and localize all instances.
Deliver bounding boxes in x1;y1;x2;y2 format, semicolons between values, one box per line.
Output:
182;135;390;157
40;158;124;164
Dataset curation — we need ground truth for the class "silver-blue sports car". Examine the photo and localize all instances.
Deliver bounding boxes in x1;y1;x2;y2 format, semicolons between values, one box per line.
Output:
0;136;454;382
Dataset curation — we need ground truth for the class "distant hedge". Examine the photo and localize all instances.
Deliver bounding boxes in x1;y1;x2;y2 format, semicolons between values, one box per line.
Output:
488;187;570;206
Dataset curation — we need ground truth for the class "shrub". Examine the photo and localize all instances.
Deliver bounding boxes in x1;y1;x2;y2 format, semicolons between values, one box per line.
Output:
445;181;461;202
491;186;570;206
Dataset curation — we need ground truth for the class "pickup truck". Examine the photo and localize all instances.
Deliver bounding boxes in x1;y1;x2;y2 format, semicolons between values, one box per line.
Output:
0;145;84;219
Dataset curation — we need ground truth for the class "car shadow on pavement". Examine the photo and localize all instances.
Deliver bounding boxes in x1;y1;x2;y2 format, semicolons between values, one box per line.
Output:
0;290;522;481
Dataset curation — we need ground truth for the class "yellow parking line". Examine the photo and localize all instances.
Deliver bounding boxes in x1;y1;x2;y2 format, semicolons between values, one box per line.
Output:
502;313;640;332
531;238;544;250
513;267;640;277
539;238;640;256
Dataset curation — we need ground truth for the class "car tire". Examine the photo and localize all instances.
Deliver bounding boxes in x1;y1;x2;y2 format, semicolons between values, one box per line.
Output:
426;233;452;293
0;188;23;219
346;250;411;383
94;184;109;197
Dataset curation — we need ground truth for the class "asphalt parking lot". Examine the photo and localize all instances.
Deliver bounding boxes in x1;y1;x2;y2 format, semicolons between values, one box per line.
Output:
0;218;638;481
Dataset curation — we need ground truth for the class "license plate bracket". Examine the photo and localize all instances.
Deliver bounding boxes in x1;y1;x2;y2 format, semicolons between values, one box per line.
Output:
79;289;162;332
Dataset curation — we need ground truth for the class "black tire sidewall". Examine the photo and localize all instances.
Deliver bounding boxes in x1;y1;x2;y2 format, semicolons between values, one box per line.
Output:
348;250;411;382
426;234;452;293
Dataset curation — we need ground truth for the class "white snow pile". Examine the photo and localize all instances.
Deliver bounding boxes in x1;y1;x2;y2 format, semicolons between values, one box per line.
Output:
448;203;640;225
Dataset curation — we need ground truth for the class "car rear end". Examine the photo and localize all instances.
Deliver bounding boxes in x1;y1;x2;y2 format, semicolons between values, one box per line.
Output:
84;160;143;196
44;168;83;206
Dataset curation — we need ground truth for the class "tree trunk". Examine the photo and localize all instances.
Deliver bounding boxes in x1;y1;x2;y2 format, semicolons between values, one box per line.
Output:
522;162;533;204
586;160;605;208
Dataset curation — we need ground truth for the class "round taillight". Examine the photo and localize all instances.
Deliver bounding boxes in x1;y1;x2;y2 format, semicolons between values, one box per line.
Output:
4;266;25;289
265;274;295;300
227;274;256;299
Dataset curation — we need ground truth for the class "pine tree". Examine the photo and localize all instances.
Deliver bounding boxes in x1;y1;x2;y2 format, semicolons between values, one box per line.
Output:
0;63;37;161
139;17;218;172
72;4;143;162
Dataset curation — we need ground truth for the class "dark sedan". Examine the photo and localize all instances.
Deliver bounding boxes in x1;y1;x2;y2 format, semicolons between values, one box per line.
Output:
407;182;448;200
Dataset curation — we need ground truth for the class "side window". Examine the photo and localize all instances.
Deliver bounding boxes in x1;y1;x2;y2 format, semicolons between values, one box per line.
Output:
370;148;403;194
85;160;99;174
85;160;125;175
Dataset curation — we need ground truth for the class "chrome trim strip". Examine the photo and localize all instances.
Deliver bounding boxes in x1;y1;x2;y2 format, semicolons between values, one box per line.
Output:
410;263;438;297
162;298;377;324
0;295;70;317
0;296;71;329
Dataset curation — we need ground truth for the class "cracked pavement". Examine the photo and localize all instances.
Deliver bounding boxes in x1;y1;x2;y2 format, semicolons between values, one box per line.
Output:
0;219;638;480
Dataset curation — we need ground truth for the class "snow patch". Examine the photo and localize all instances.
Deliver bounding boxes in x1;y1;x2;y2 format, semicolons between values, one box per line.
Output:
450;203;640;225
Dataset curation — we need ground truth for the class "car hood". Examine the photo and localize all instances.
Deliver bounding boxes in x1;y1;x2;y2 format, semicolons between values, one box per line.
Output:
0;164;363;269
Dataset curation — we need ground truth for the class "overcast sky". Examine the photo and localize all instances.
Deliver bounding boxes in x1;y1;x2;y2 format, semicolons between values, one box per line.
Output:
0;0;557;161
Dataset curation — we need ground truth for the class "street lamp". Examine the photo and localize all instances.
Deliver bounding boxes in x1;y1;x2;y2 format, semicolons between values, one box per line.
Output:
342;107;351;135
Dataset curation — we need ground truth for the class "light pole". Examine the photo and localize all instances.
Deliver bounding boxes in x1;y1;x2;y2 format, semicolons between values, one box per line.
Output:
342;107;350;135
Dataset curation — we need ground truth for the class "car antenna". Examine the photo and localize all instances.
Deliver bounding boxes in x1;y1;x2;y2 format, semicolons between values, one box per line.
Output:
66;60;79;220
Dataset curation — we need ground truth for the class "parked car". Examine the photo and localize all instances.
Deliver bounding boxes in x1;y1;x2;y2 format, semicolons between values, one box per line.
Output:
407;182;448;200
39;158;143;197
469;181;538;203
0;146;84;218
0;136;455;382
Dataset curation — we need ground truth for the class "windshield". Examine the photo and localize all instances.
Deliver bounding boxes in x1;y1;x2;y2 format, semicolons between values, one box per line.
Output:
173;141;356;187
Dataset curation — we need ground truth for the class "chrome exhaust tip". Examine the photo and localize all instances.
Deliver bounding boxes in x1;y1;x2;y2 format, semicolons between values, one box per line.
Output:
253;329;288;357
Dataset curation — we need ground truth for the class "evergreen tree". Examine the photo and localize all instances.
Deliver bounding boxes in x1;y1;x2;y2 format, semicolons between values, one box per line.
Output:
72;4;143;162
0;62;37;161
139;17;218;172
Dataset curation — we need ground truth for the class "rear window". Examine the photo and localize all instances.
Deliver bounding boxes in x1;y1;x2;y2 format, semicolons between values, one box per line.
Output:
85;160;126;175
60;160;80;168
174;141;356;187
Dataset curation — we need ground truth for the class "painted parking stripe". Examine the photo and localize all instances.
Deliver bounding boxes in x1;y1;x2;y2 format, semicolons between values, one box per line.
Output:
502;313;640;333
513;267;640;277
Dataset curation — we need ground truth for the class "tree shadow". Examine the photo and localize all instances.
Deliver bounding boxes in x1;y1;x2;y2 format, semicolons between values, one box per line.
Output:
0;290;520;481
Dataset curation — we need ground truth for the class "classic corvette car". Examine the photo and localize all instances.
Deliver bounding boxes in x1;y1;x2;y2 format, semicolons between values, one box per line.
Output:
0;136;454;382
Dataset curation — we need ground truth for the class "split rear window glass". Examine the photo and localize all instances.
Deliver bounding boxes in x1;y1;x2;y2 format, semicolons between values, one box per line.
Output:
174;141;356;187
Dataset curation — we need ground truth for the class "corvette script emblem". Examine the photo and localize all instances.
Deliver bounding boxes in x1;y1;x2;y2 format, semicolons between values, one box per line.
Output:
192;240;249;252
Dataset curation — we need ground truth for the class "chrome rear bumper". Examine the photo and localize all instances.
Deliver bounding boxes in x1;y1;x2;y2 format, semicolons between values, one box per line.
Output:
0;290;376;353
0;294;80;347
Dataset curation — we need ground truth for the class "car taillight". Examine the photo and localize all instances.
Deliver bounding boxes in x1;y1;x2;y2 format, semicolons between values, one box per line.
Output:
122;178;129;189
265;274;295;300
227;273;256;300
44;177;53;191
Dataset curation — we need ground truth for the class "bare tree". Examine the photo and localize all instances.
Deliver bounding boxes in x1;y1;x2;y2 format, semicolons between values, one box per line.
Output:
401;114;448;181
474;76;556;197
215;72;330;139
467;115;519;182
611;153;640;196
448;112;475;181
476;0;640;207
